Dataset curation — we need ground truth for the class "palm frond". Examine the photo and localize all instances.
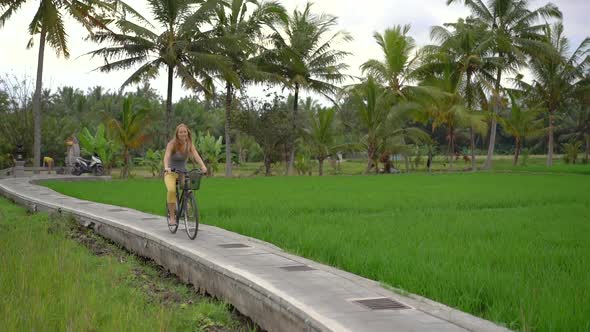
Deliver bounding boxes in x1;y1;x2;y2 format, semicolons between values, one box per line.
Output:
0;0;27;27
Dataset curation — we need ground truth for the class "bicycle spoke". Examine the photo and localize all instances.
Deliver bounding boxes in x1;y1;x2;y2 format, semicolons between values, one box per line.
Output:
184;193;199;240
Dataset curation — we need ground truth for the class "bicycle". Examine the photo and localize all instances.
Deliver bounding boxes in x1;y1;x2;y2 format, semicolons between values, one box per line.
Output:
166;168;202;240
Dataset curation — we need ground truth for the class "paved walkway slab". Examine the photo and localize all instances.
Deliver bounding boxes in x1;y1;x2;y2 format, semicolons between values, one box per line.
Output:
0;175;511;332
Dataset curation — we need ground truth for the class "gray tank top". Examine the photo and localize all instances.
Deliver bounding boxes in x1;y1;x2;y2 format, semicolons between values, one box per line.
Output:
169;143;189;171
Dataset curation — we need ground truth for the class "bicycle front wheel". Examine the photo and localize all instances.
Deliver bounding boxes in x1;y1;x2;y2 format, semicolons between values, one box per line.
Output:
183;192;199;240
166;202;179;234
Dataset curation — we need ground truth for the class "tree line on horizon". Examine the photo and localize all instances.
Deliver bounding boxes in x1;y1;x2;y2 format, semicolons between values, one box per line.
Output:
1;0;588;177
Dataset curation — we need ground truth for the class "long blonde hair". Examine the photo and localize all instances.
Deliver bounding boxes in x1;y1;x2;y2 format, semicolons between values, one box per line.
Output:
171;123;193;154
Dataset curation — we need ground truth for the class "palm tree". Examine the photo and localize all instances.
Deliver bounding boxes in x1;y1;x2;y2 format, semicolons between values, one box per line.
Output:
107;97;150;178
447;0;562;169
517;23;589;166
261;2;352;175
498;92;544;165
417;64;487;169
426;18;495;170
213;0;286;177
559;94;590;162
352;77;391;173
0;0;132;169
361;25;425;170
303;107;336;175
352;76;428;173
88;0;230;139
360;25;420;100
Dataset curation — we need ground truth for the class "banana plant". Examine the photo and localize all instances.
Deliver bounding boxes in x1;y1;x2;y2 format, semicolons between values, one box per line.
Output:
78;123;119;174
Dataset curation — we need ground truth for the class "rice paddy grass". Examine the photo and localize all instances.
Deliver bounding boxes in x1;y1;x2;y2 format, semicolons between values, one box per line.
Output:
0;197;255;332
42;172;590;331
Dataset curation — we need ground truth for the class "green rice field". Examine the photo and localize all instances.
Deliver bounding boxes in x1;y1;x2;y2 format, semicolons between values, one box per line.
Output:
42;172;590;331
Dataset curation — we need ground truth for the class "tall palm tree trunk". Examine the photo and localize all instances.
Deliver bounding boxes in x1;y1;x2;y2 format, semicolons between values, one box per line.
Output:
121;147;129;178
485;112;498;168
470;127;476;170
547;110;555;166
166;64;174;140
484;69;503;170
33;26;47;170
401;136;409;173
513;137;521;166
225;81;233;177
585;135;589;162
318;157;324;176
366;142;377;174
466;71;476;171
287;83;299;175
366;158;373;173
264;155;272;176
448;127;454;170
427;147;433;174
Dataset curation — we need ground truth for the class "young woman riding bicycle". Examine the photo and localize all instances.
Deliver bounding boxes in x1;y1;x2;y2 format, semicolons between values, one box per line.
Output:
163;124;207;225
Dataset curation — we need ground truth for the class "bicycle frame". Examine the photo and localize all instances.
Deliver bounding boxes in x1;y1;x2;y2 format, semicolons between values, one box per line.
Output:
174;171;192;223
167;168;201;239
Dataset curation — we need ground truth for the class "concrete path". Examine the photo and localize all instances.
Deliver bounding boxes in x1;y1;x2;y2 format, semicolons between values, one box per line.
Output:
0;175;511;332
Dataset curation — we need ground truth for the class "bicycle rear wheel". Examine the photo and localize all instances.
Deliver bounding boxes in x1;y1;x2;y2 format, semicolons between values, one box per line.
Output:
166;202;179;234
183;192;199;240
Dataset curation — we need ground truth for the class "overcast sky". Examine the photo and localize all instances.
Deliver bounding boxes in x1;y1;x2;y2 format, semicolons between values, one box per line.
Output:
0;0;587;103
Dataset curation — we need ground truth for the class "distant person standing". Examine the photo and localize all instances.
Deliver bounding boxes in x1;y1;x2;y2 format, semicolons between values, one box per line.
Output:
65;136;80;173
43;156;54;174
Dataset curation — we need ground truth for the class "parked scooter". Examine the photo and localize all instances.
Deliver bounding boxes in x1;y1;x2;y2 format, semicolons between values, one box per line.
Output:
72;153;104;176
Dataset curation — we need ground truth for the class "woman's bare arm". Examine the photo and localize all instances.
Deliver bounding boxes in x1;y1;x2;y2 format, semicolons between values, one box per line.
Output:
163;142;173;172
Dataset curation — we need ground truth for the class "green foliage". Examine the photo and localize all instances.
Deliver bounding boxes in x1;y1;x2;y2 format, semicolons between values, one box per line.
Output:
514;23;588;164
360;24;418;97
499;94;544;139
260;1;352;175
107;97;151;178
0;75;34;166
135;149;164;177
194;132;224;176
411;145;424;169
174;97;224;137
499;93;544;165
563;141;582;164
352;76;429;173
41;115;77;166
0;198;246;331
262;2;352;97
520;148;531;166
303;107;338;175
352;76;394;171
78;123;119;172
294;154;314;176
234;95;291;175
234;133;263;163
87;0;231;137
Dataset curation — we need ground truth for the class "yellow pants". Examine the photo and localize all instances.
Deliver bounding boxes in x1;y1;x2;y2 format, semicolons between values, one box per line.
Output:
164;173;179;203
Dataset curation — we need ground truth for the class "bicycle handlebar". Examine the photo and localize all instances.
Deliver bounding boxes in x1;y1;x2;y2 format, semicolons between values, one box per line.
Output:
169;168;203;174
